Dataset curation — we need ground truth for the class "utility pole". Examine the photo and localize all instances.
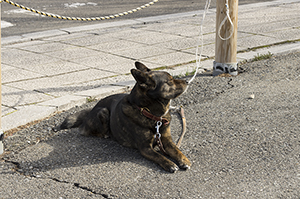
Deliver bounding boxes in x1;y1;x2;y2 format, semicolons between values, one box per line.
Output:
0;3;4;155
214;0;239;76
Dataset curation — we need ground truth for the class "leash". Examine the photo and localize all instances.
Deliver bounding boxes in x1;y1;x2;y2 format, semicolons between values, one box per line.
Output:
176;107;186;148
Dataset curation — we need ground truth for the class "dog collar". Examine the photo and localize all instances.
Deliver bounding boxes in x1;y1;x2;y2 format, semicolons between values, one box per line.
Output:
136;106;169;126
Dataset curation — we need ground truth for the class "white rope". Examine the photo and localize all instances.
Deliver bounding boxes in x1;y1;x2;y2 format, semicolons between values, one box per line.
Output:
188;0;212;84
218;0;234;41
188;0;234;84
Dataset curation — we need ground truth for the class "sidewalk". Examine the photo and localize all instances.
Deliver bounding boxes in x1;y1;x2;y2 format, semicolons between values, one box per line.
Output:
2;0;300;132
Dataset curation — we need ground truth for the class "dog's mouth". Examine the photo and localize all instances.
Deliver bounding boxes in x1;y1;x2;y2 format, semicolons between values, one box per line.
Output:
163;82;188;99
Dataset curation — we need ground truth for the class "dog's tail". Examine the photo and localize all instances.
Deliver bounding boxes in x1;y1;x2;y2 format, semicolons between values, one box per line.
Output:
53;109;91;132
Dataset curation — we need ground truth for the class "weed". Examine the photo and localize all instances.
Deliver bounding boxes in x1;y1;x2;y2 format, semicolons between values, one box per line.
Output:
86;96;96;103
253;51;273;61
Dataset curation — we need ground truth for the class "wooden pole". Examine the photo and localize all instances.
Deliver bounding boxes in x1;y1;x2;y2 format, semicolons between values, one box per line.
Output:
0;3;4;155
214;0;239;76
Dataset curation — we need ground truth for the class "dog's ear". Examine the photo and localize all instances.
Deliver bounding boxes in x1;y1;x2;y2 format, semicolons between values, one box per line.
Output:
131;69;156;89
135;62;151;72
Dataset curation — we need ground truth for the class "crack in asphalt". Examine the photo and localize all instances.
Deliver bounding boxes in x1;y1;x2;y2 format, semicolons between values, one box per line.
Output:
2;158;114;198
73;183;110;198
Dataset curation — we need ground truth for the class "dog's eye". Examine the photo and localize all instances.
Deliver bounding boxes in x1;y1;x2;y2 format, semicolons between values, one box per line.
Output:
167;81;174;86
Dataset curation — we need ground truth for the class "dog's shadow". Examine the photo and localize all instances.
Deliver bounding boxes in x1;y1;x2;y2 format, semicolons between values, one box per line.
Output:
16;112;183;174
17;131;153;173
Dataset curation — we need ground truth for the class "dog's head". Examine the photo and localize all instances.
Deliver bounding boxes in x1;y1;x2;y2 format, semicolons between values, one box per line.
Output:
131;62;188;101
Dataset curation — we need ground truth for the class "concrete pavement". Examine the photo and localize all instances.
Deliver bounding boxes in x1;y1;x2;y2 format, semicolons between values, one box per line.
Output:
1;0;300;131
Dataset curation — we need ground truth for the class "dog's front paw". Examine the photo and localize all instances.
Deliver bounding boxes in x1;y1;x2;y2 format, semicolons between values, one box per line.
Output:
179;163;191;170
161;161;179;173
178;157;191;170
167;164;179;173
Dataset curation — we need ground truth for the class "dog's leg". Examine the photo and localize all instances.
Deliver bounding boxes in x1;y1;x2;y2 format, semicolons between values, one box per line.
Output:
161;127;191;170
139;144;179;173
97;107;110;136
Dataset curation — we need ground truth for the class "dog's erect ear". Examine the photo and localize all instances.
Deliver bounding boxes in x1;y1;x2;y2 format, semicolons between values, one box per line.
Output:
135;62;151;72
131;69;156;89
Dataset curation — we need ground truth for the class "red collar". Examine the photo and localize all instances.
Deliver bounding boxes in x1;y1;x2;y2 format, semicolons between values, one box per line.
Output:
136;106;169;126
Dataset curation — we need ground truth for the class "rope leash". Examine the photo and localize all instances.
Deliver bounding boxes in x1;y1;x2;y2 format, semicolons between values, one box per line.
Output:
188;0;212;84
173;0;213;148
179;0;234;147
1;0;159;21
176;107;186;148
188;0;234;84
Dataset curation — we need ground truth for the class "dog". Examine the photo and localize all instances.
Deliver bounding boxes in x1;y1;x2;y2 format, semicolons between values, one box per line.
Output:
54;62;191;173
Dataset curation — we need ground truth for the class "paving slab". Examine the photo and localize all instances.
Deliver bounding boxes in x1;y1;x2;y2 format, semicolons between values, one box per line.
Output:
87;40;146;53
237;42;300;60
38;95;87;112
1;85;54;107
1;48;62;69
1;66;43;84
266;28;300;41
1;105;15;117
237;35;285;49
183;44;216;59
154;34;215;51
7;69;115;95
74;85;126;99
44;46;101;61
141;22;202;37
113;45;175;60
1;105;56;131
73;53;134;74
141;51;196;66
17;41;79;54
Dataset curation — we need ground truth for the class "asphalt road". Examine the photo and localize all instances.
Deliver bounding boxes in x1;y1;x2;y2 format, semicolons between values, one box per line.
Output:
1;0;274;37
1;50;299;198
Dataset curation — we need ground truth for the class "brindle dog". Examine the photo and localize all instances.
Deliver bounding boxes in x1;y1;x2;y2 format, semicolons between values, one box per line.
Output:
55;62;191;172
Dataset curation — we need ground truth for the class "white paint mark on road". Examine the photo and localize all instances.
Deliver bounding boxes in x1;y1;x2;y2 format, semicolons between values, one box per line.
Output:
4;9;40;16
1;20;14;28
64;2;98;8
